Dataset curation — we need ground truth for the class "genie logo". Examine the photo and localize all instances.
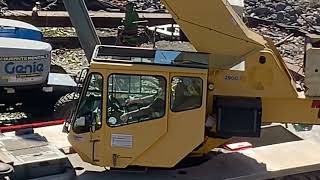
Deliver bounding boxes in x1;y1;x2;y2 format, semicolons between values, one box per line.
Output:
5;62;44;74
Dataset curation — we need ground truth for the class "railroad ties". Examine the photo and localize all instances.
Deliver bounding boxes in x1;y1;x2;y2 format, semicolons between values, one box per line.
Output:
3;11;174;28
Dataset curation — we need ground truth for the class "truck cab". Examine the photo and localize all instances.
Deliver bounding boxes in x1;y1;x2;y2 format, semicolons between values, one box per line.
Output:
68;45;209;168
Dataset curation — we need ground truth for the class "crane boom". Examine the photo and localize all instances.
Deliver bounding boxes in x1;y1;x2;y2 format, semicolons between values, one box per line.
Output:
63;0;320;169
161;0;267;67
62;0;101;61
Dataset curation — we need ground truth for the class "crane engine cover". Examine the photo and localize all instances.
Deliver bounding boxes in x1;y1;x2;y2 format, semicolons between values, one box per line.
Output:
0;37;51;87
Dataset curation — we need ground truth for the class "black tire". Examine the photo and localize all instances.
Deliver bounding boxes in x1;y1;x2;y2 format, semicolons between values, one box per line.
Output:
53;93;79;120
23;98;56;120
0;162;14;180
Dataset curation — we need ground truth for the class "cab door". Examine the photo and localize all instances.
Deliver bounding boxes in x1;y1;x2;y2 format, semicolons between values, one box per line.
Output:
104;71;168;168
168;72;208;153
68;72;104;165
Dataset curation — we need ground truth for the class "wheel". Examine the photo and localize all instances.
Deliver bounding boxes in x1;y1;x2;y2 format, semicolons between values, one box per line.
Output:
53;93;79;120
23;98;56;120
0;162;14;179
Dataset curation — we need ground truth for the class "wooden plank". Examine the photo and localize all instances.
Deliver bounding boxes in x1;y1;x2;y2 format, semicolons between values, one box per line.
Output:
2;11;174;28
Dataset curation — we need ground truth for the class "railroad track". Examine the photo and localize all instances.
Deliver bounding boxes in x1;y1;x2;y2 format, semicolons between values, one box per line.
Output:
1;10;174;28
44;36;117;49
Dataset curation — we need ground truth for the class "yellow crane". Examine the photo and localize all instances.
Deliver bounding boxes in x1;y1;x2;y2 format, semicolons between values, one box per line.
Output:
62;0;320;168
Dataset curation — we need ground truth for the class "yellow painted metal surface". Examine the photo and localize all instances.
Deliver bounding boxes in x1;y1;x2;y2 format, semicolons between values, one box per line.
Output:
68;131;93;164
161;0;265;68
262;98;320;124
69;63;208;168
132;71;207;167
103;68;169;168
68;0;320;168
68;68;107;167
71;49;320;167
209;50;296;98
191;137;229;156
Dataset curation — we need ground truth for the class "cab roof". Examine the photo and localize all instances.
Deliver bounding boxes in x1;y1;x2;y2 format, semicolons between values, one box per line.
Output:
92;45;209;69
0;37;51;57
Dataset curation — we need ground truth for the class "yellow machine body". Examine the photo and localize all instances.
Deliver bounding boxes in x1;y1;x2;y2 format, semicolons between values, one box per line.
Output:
69;56;208;168
67;0;320;168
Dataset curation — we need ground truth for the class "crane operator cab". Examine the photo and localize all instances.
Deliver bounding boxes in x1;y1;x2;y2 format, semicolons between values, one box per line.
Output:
66;45;265;168
66;45;214;168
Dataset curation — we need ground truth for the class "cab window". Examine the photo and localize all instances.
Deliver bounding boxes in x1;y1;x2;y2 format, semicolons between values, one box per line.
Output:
171;76;202;112
73;73;103;134
107;74;166;127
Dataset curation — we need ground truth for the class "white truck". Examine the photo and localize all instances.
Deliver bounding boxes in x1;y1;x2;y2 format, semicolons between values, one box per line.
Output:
0;18;76;117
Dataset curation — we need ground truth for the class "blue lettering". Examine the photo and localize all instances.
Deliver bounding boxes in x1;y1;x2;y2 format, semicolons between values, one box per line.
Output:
37;63;43;72
4;62;44;74
25;64;32;73
5;62;14;74
16;65;26;73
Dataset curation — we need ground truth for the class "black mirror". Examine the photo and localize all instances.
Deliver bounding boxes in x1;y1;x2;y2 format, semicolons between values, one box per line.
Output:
62;122;69;133
62;109;76;134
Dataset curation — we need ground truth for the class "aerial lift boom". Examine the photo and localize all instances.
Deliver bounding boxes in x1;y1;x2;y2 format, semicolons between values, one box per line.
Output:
62;0;320;169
